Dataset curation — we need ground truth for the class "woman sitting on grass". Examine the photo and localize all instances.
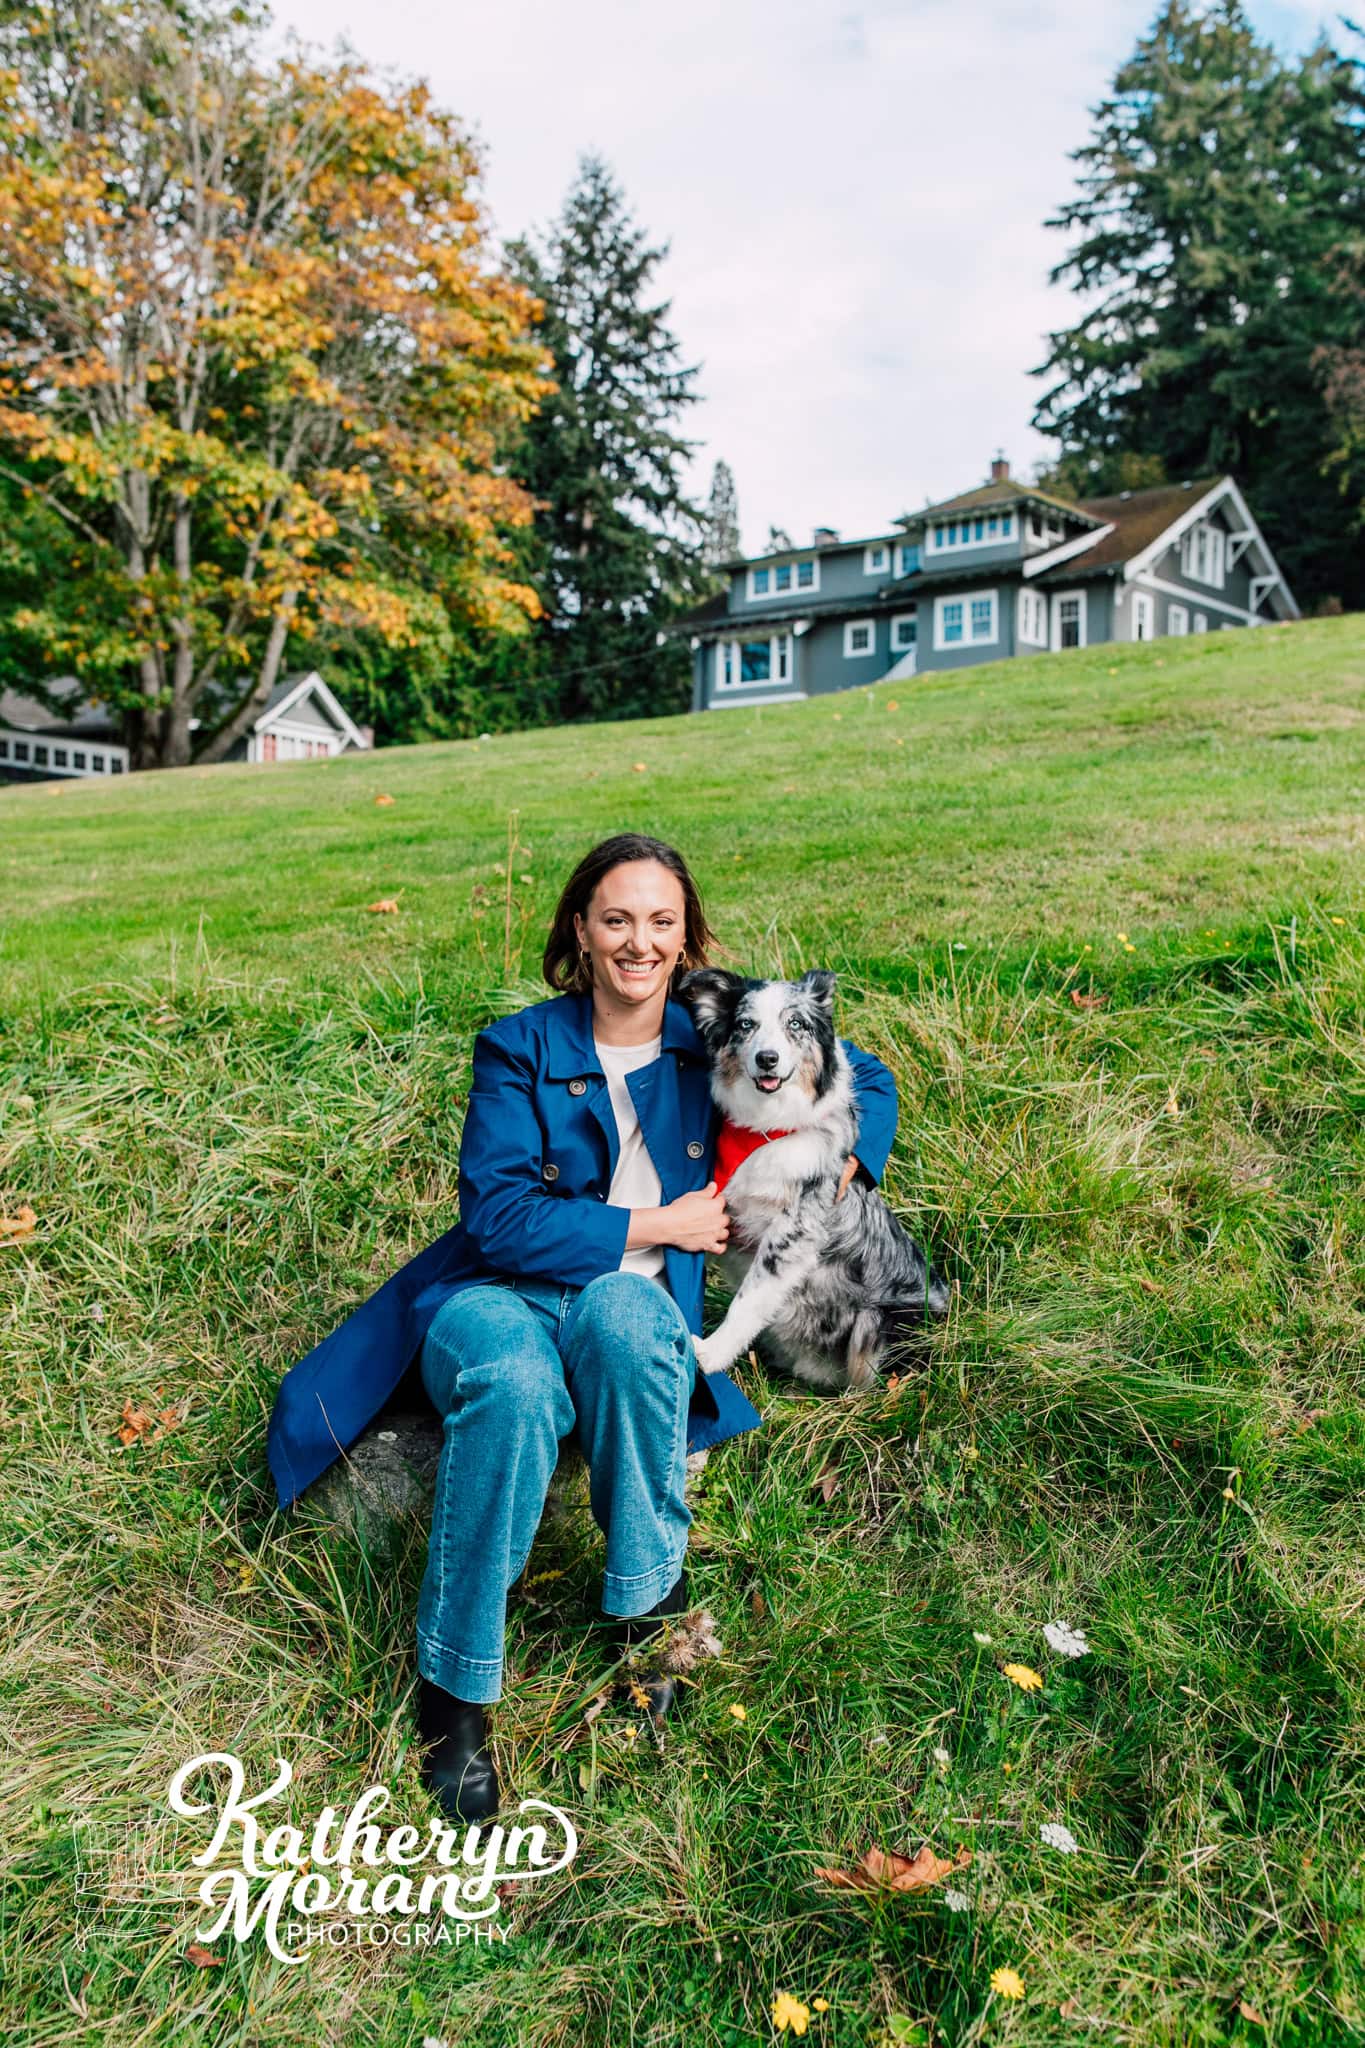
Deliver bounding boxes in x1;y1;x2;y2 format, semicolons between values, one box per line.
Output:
266;832;899;1825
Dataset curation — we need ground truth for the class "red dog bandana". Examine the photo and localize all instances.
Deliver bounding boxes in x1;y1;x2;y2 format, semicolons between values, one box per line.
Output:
712;1119;794;1194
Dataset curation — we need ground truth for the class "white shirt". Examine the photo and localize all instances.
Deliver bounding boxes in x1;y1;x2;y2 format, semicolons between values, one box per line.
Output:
594;1035;668;1284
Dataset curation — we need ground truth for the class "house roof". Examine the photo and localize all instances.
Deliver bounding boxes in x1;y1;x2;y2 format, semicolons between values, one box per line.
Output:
671;589;876;636
900;478;1105;529
253;669;369;748
0;678;120;740
1032;477;1225;581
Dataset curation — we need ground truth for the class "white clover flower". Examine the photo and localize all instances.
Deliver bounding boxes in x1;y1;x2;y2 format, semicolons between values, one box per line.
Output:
1039;1822;1080;1855
933;1745;951;1768
1043;1620;1090;1659
943;1889;971;1912
972;1630;993;1646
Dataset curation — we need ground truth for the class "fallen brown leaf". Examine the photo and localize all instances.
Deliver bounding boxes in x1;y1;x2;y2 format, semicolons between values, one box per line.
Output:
0;1205;37;1242
631;762;648;773
1070;989;1107;1011
1237;2003;1265;2027
1059;1998;1079;2019
365;898;400;914
374;793;395;806
185;1943;222;1968
814;1842;971;1893
749;1588;768;1620
1137;1275;1160;1295
118;1399;155;1446
812;1461;840;1505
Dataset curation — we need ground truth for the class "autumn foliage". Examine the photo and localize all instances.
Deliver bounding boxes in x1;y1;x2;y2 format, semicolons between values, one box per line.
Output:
0;1;552;767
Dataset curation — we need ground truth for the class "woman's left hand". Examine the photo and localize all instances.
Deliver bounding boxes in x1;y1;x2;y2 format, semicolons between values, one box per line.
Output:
835;1155;861;1203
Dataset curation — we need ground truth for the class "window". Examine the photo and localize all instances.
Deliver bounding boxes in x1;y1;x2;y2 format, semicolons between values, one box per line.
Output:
0;738;7;758
748;557;818;600
53;748;68;767
1131;591;1154;641
1167;603;1189;636
111;757;125;773
1179;522;1226;589
1051;591;1086;650
261;732;277;761
933;589;998;650
73;749;86;769
843;619;875;658
715;633;794;693
1017;588;1048;646
863;543;889;574
34;744;48;765
1027;512;1067;548
1193;612;1208;634
14;741;29;761
898;543;919;576
929;511;1012;555
90;752;104;771
891;610;918;651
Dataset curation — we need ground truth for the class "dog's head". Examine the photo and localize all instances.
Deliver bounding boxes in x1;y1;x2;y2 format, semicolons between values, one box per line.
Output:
678;968;841;1126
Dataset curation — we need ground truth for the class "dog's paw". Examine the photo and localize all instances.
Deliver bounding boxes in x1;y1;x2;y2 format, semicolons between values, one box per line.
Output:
691;1335;732;1377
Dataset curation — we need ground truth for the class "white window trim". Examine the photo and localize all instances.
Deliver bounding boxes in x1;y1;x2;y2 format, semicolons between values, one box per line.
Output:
843;618;877;659
1192;611;1208;634
927;511;1017;557
1016;587;1048;646
1178;521;1226;590
0;727;129;776
1050;589;1087;651
1122;478;1299;619
1134;573;1265;625
747;557;820;601
1130;590;1154;641
890;610;919;652
934;589;998;652
862;542;891;575
1167;603;1189;636
714;632;795;692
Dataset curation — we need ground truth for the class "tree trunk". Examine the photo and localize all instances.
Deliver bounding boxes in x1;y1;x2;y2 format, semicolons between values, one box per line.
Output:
192;593;297;764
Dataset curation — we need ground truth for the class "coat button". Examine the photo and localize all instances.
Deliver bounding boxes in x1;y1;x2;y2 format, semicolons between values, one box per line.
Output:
568;1079;587;1096
542;1163;560;1183
687;1141;704;1159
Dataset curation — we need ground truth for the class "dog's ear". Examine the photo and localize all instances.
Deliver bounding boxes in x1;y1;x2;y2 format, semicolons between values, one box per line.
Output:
796;968;838;1010
677;968;746;1048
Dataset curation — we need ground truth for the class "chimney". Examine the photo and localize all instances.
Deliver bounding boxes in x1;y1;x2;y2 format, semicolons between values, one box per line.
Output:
990;453;1010;483
812;525;840;546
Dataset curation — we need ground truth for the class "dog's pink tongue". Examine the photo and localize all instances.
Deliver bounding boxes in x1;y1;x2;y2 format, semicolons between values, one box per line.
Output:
756;1077;782;1092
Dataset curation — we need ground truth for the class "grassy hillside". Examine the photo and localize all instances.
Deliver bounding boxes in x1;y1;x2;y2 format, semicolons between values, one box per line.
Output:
3;617;1364;2046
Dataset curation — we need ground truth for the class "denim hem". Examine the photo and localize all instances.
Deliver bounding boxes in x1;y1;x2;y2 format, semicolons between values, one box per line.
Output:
599;1548;688;1620
417;1631;504;1705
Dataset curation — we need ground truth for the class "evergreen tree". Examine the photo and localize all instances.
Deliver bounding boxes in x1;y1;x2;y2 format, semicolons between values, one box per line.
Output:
1032;1;1365;609
702;460;742;574
507;157;706;723
766;525;795;552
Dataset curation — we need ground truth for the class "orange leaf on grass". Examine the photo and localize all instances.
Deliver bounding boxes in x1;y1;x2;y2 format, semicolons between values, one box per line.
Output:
814;1842;971;1893
1070;989;1107;1011
365;898;400;914
374;793;395;805
0;1205;37;1242
811;1461;840;1504
185;1943;222;1969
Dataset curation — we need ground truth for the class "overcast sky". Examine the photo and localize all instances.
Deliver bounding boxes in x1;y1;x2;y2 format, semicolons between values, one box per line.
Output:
271;0;1333;554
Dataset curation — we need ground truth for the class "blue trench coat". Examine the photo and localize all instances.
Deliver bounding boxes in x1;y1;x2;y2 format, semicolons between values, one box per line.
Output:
266;990;899;1511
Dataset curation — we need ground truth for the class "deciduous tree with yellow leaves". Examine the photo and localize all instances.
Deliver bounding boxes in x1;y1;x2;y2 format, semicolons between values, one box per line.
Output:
0;0;551;768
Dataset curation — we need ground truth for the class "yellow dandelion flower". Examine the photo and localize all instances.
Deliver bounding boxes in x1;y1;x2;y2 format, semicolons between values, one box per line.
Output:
1331;916;1344;925
772;1990;811;2034
1117;931;1129;943
990;1966;1025;2001
813;1997;830;2011
1002;1663;1044;1692
728;1702;748;1721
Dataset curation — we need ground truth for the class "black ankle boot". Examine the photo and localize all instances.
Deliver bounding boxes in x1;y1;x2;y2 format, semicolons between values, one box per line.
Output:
612;1567;688;1721
417;1678;500;1825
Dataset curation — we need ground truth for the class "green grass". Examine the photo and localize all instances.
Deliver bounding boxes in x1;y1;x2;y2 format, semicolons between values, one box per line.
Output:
2;616;1364;2046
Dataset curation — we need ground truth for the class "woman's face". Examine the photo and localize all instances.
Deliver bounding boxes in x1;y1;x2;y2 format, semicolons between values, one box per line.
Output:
575;860;687;1010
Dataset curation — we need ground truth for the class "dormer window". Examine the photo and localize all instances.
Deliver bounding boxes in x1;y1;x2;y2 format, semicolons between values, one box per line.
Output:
863;543;889;574
929;511;1013;554
898;543;919;575
747;557;819;600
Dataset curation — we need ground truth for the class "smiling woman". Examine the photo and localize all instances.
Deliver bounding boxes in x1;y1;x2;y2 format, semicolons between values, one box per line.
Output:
266;831;901;1829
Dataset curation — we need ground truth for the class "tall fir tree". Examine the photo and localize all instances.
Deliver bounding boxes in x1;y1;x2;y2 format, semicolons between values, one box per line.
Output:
1032;0;1365;610
507;157;706;723
702;460;742;575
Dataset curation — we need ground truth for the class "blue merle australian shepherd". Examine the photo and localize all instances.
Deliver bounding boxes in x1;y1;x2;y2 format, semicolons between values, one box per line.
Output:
679;968;949;1392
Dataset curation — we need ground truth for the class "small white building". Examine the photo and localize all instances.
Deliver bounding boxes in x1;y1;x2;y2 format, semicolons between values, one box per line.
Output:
0;669;371;782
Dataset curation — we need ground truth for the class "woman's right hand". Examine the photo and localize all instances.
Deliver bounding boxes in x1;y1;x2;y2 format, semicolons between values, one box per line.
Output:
659;1181;730;1254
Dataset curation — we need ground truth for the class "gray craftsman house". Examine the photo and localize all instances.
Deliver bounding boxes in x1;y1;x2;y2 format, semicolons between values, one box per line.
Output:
678;459;1299;711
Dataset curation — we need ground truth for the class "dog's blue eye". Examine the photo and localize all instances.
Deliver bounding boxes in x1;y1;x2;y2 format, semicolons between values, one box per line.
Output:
785;1014;808;1034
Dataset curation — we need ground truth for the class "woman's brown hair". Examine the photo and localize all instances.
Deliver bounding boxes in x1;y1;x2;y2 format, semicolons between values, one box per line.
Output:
542;834;714;995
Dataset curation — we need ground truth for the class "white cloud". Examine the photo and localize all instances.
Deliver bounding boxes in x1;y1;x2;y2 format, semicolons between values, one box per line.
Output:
267;0;1319;550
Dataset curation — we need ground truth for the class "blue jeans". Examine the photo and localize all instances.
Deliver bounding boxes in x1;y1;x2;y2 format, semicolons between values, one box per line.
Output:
416;1270;698;1705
